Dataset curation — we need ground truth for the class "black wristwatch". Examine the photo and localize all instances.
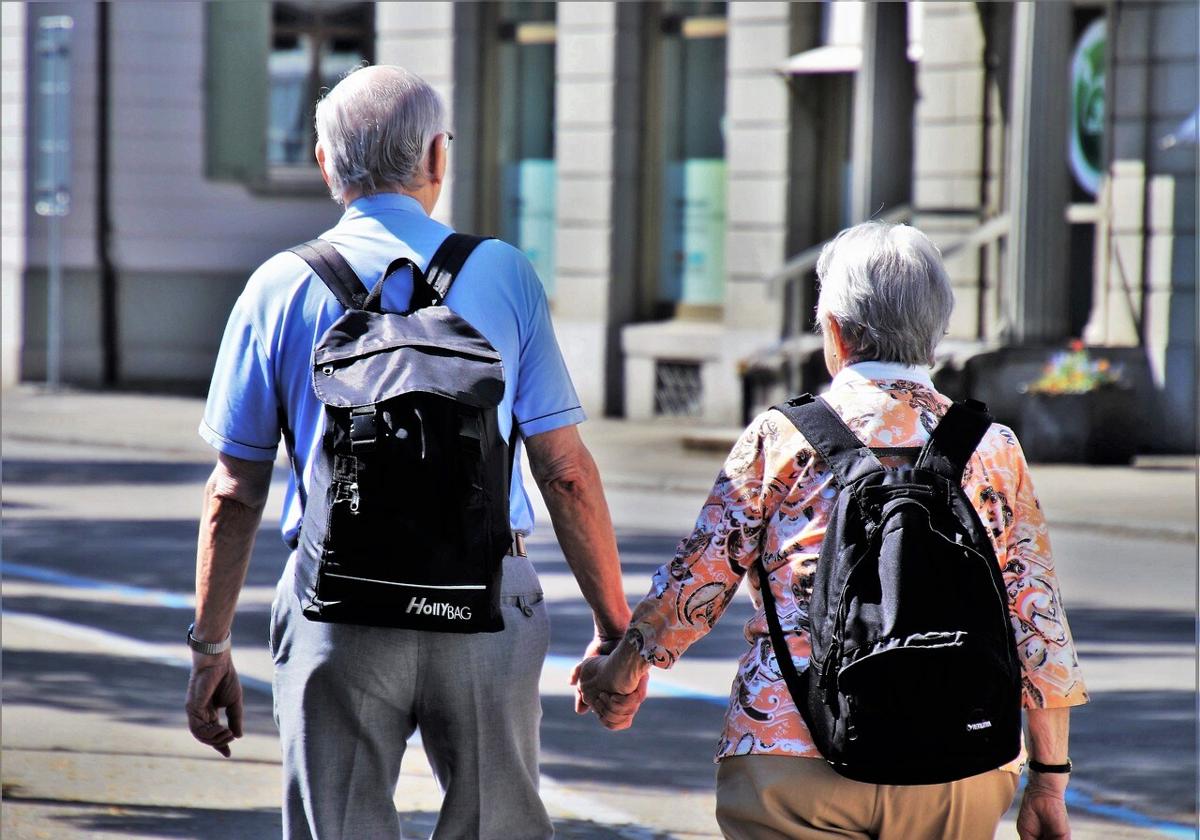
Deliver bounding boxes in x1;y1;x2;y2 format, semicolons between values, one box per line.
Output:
1028;758;1072;774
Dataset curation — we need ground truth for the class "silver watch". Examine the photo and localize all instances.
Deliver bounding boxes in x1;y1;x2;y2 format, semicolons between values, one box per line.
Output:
187;622;231;655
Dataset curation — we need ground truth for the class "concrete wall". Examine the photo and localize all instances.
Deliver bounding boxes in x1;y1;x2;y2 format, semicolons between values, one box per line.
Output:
21;2;345;386
376;1;454;227
1099;0;1198;448
553;1;622;418
911;1;988;341
723;1;791;338
1;2;25;388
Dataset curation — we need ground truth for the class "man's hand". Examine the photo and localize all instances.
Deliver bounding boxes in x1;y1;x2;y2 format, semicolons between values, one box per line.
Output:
1016;776;1071;840
185;651;244;758
572;642;649;731
188;453;269;758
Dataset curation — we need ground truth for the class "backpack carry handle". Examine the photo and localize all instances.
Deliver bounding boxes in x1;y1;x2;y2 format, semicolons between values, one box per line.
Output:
363;258;419;313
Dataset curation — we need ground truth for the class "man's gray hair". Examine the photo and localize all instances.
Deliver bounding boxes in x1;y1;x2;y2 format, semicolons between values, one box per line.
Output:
315;65;447;201
815;221;955;367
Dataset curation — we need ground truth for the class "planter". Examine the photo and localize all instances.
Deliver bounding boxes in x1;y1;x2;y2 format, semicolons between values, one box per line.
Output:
1017;388;1137;464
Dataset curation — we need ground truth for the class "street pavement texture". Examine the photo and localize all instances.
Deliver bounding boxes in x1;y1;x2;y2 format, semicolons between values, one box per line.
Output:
2;387;1197;840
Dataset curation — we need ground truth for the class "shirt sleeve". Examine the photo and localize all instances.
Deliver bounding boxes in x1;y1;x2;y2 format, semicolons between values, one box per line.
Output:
512;267;586;438
999;437;1089;709
627;418;768;668
199;293;281;462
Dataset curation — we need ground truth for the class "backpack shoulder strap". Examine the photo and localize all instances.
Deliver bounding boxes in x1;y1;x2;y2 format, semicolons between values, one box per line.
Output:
289;239;367;311
410;233;492;309
915;399;993;482
772;394;883;488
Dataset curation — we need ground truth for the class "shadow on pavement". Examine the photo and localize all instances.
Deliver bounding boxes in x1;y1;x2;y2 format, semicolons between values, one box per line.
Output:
1;796;281;840
2;595;271;648
0;650;277;737
2;518;290;592
2;459;217;486
1065;606;1196;647
1068;689;1198;821
541;695;725;793
1;797;674;840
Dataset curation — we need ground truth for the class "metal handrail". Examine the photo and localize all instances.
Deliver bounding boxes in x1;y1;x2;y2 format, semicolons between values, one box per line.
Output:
749;208;1011;368
766;204;914;297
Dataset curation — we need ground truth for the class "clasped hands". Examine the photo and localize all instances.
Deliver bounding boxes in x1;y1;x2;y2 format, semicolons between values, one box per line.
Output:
569;635;649;731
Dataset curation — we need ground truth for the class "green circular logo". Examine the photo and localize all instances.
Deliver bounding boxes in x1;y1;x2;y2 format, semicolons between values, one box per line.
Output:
1069;19;1106;196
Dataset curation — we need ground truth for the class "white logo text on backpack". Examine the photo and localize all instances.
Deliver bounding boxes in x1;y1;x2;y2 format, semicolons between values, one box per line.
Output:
406;596;472;621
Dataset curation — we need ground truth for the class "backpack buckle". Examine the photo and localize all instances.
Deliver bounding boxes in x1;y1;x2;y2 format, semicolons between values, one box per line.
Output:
350;406;378;455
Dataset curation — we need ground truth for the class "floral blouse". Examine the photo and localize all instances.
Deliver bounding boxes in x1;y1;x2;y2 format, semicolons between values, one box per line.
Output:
626;362;1089;769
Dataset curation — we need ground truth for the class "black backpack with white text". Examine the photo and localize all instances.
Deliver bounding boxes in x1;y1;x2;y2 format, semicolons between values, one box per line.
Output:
282;234;513;633
757;394;1022;784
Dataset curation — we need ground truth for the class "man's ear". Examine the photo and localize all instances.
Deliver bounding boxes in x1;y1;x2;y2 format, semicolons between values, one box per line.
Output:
315;142;333;190
429;135;447;185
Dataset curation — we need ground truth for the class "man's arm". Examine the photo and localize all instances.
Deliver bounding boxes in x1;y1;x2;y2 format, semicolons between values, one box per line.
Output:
1017;707;1073;840
185;452;273;757
525;425;630;645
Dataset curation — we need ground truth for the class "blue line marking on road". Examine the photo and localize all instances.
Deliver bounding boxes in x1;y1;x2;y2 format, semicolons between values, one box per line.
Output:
544;654;733;707
3;562;193;609
1063;787;1196;839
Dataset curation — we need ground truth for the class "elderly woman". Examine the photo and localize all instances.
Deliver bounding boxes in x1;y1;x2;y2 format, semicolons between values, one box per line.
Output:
577;222;1088;840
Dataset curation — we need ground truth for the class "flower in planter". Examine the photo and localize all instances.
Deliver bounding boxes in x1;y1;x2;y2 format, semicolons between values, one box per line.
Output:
1024;339;1125;394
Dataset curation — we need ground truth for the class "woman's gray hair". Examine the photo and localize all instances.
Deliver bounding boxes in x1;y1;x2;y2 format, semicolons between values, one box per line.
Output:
315;65;447;202
815;221;955;367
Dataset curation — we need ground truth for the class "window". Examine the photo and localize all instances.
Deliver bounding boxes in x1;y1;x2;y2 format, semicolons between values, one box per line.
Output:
653;2;729;318
269;3;374;171
205;2;374;190
494;3;557;296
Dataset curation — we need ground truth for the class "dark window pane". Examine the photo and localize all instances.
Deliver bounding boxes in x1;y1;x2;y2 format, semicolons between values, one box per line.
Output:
267;1;374;169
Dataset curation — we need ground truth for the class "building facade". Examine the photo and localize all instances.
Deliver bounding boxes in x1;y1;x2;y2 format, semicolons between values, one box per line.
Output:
3;1;1196;450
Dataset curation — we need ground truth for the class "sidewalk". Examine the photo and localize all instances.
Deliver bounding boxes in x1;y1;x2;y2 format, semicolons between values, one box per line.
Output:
3;385;1195;541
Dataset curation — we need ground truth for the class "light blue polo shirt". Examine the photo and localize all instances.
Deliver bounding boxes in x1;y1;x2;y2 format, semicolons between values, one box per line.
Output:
200;193;585;545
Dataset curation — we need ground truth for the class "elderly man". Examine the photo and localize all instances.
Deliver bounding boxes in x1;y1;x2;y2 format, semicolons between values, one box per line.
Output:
580;222;1087;840
185;65;638;839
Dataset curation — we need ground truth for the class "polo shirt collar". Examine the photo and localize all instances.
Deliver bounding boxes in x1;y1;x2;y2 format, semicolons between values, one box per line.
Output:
831;361;935;390
343;192;427;220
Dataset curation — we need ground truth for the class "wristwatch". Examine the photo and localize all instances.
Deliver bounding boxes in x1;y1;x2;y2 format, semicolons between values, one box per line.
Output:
1028;758;1072;774
186;622;231;655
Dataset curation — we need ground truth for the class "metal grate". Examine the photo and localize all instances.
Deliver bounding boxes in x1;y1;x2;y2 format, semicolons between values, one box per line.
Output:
654;361;703;417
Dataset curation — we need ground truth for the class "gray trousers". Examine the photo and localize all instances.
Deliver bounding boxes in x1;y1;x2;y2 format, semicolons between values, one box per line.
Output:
270;552;554;840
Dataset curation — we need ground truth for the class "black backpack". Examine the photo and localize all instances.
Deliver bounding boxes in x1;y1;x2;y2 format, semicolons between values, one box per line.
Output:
282;233;513;634
757;394;1022;784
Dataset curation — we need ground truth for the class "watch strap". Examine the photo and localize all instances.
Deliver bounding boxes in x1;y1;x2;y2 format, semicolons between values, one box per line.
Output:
1028;758;1072;774
187;622;231;655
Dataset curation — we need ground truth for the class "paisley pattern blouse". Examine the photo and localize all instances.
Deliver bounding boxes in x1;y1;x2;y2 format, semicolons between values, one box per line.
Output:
627;362;1089;769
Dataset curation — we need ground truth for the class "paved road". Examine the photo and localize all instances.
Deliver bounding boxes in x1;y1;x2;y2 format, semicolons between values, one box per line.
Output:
2;390;1197;839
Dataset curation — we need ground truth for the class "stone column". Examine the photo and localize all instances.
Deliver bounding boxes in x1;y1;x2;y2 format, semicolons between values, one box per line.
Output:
1004;2;1073;344
1;2;26;387
553;2;639;417
851;1;914;223
707;0;794;424
376;2;456;226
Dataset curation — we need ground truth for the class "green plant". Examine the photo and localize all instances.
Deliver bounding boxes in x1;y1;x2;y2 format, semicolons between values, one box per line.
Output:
1025;340;1124;395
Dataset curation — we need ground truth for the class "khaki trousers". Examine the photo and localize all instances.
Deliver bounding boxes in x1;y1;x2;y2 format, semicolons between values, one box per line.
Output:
716;755;1018;840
